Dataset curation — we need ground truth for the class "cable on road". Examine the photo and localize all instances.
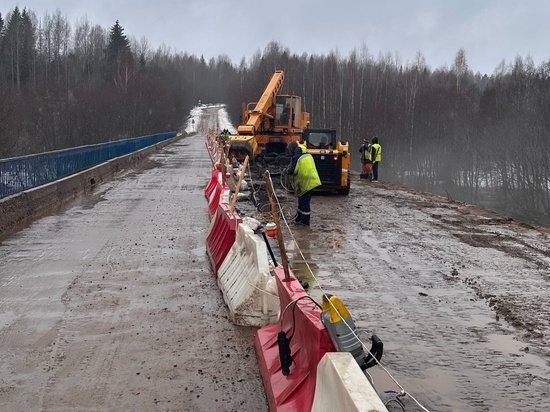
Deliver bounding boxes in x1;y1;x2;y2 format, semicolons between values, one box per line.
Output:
264;171;432;412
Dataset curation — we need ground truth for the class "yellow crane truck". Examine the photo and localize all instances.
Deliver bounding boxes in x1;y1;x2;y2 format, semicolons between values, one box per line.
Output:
228;70;310;161
228;70;350;194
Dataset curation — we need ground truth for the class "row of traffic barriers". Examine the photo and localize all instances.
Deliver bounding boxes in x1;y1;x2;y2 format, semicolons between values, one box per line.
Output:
202;133;388;411
204;131;277;324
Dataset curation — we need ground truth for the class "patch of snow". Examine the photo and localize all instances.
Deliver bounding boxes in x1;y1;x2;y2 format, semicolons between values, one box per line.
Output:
184;104;236;135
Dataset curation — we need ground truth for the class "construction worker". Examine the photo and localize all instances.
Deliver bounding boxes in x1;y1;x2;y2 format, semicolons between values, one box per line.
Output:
286;140;321;226
359;139;373;180
298;139;307;153
370;136;382;182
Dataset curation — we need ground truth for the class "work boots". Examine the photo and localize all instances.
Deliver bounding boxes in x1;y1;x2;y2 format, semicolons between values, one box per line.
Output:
293;211;310;226
292;212;310;226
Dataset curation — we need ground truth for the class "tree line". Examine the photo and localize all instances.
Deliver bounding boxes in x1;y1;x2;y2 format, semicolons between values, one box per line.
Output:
1;6;549;225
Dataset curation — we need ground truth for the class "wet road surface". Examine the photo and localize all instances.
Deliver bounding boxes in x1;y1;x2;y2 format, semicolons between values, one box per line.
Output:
0;128;267;411
258;177;550;411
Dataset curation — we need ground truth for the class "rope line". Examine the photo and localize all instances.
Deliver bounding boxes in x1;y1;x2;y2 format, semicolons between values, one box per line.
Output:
265;171;431;412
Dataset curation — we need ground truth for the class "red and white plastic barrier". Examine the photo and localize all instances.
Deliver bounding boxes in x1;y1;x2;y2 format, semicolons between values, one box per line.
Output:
254;266;336;412
206;203;242;276
217;219;279;327
208;180;230;219
205;168;221;200
202;133;387;411
206;132;221;164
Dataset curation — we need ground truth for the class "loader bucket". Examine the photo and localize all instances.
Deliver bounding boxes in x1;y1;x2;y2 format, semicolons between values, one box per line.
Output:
228;135;258;162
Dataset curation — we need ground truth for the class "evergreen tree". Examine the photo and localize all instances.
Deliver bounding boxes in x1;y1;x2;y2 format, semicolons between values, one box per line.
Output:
106;20;129;61
4;7;23;88
105;20;133;87
20;8;36;86
0;7;35;88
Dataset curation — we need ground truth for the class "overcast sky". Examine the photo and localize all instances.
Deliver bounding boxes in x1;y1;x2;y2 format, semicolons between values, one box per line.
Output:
9;0;550;75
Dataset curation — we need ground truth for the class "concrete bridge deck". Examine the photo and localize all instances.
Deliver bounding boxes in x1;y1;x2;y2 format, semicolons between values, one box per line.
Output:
0;133;268;411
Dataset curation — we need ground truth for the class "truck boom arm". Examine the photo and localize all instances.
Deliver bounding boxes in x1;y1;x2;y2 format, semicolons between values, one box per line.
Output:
237;70;284;136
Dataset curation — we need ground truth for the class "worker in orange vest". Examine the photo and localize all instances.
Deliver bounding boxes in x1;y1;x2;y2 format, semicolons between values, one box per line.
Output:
359;139;373;180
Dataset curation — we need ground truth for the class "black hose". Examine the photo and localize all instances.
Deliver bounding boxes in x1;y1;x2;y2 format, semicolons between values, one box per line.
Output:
261;231;278;267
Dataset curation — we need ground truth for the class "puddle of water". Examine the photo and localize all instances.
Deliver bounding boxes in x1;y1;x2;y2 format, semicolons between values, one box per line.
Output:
288;261;320;289
362;230;393;264
485;333;548;369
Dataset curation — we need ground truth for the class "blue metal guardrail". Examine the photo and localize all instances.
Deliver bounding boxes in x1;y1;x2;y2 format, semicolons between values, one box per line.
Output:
0;132;177;199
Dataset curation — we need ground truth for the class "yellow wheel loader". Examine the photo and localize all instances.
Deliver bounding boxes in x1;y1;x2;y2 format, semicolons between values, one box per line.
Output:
301;128;351;195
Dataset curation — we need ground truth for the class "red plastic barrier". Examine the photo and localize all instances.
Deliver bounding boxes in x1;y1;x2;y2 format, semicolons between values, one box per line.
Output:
205;168;221;199
255;266;336;412
206;203;242;276
206;134;220;164
208;180;229;219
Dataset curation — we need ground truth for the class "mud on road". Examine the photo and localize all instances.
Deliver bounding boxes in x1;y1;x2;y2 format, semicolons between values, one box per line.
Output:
0;135;268;412
237;171;550;411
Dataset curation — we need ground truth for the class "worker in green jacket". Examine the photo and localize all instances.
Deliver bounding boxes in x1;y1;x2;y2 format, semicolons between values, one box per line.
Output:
286;140;321;226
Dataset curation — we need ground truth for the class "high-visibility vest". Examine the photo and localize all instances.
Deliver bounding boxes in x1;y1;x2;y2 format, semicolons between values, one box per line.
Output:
293;154;321;197
363;145;372;161
371;143;382;162
298;142;307;153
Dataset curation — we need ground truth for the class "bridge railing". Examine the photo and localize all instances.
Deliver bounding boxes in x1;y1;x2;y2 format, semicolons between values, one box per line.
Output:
0;132;177;199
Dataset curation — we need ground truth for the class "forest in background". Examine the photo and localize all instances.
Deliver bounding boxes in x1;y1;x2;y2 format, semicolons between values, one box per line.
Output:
1;6;550;225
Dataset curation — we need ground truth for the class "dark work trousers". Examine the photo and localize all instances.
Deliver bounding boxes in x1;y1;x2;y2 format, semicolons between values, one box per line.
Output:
296;190;313;225
372;162;379;181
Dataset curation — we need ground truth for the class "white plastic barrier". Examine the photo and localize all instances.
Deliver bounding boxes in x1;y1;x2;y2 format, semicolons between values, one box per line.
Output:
311;352;388;412
220;187;230;204
217;219;279;327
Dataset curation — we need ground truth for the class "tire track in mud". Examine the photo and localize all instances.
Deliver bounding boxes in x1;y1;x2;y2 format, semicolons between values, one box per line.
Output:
372;186;550;341
39;211;146;409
